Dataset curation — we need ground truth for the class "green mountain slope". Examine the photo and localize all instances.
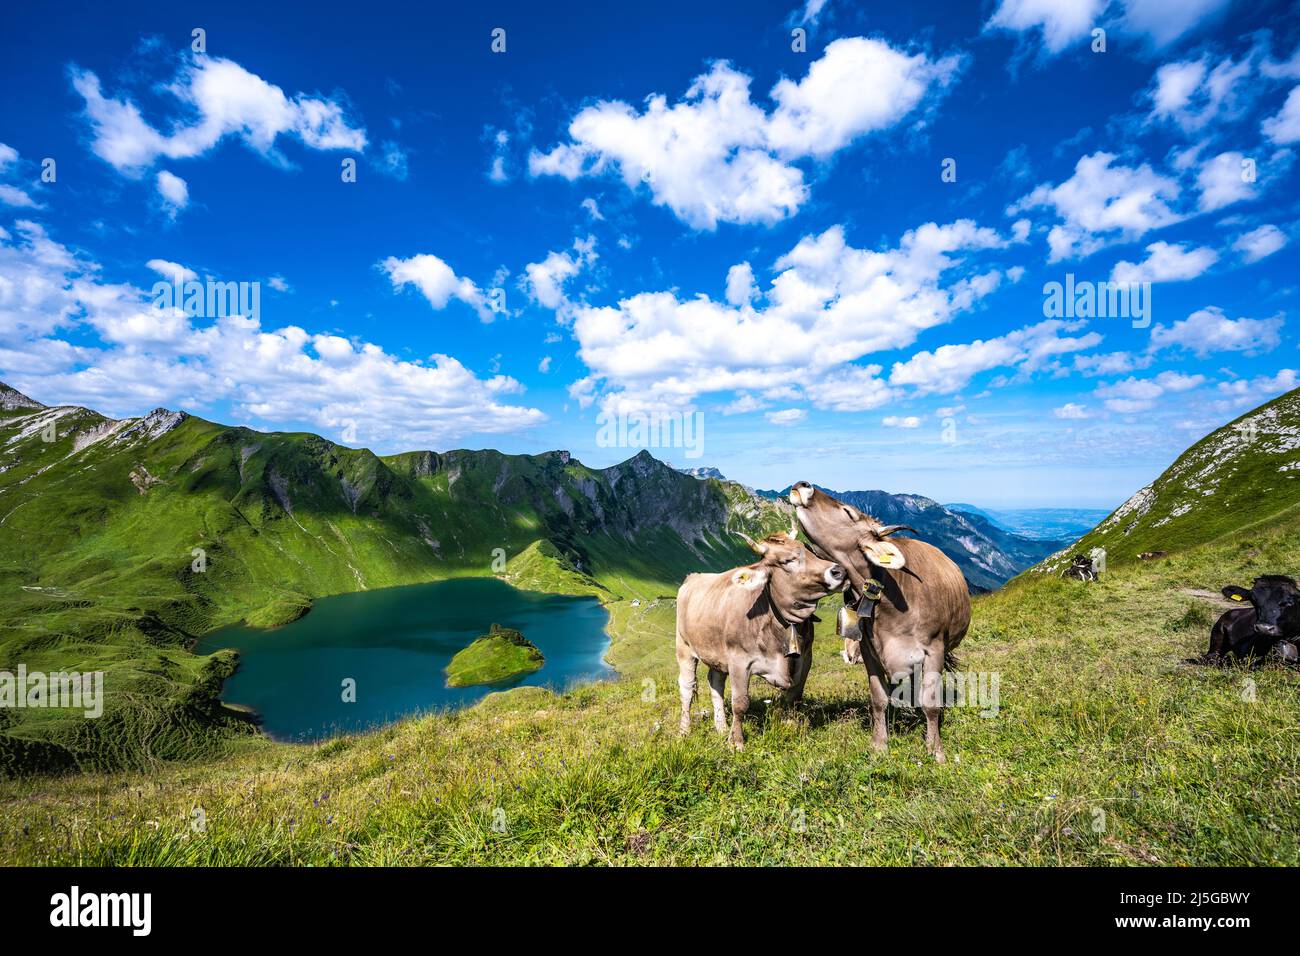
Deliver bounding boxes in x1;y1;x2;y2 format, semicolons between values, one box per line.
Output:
1036;386;1300;572
0;383;788;773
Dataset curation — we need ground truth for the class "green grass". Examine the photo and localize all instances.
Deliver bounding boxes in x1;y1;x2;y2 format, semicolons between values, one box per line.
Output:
445;625;544;687
1;510;1296;865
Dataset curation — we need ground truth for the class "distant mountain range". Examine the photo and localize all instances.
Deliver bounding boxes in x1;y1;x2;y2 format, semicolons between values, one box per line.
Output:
756;485;1069;593
944;503;1111;541
677;466;726;480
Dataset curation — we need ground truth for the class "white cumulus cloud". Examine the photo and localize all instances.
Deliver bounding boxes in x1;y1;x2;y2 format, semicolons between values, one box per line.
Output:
1232;224;1288;263
985;0;1106;54
1215;369;1299;407
1263;86;1300;144
0;143;42;208
1109;241;1217;284
0;224;542;448
381;253;492;322
1010;152;1182;262
881;414;921;428
1195;150;1259;211
766;408;808;425
986;0;1232;54
145;258;198;284
156;170;189;217
529;37;961;229
1053;402;1090;419
889;319;1102;395
1094;370;1205;413
1147;306;1283;357
564;218;1013;414
522;236;598;314
71;55;367;176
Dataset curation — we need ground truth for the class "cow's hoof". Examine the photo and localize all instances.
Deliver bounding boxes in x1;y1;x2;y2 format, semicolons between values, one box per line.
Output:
932;751;947;764
870;740;888;755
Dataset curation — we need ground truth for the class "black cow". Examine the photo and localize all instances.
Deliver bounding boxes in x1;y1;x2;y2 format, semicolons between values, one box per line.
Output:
1199;575;1300;665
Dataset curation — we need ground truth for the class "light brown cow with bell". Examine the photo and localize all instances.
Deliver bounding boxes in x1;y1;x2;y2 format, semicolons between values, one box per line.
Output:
789;481;971;762
675;526;845;749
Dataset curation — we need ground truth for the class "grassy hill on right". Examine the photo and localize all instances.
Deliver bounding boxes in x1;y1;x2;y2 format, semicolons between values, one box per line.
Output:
1038;387;1300;572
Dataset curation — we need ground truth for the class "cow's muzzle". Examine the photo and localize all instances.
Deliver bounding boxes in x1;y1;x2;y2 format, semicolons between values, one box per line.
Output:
824;564;846;589
1255;622;1283;638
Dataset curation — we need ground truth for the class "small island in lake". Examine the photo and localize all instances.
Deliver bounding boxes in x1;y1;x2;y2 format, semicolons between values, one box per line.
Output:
445;624;545;687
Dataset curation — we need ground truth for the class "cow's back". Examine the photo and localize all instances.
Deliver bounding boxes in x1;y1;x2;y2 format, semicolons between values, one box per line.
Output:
676;569;766;670
880;537;971;650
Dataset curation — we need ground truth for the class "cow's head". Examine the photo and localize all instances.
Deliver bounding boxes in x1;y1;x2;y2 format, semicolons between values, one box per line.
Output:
733;529;845;623
787;481;913;582
1222;575;1300;640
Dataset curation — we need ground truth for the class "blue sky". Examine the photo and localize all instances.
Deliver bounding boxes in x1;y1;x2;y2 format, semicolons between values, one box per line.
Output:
1;0;1298;508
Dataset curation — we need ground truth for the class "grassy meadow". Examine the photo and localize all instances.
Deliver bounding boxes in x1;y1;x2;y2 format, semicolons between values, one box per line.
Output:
1;510;1296;865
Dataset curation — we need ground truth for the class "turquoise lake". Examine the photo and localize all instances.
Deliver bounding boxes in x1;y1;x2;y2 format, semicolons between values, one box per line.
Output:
194;577;613;741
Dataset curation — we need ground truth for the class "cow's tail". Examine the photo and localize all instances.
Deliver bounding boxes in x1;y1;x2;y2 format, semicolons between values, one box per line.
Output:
943;648;961;672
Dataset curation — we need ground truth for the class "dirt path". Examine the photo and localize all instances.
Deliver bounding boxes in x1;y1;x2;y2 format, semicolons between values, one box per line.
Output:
1177;587;1236;609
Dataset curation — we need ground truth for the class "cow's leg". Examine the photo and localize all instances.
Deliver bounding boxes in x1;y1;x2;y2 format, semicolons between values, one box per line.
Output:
707;668;728;734
676;635;697;736
862;650;889;753
921;643;947;763
727;662;751;750
1204;618;1231;663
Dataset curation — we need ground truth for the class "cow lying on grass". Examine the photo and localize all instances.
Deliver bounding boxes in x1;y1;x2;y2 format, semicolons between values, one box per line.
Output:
675;529;845;749
1194;575;1300;665
1062;553;1098;581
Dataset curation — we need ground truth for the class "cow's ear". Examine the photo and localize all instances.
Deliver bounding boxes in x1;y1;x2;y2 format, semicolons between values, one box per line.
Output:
860;538;905;569
1222;585;1252;604
732;567;769;591
842;506;861;523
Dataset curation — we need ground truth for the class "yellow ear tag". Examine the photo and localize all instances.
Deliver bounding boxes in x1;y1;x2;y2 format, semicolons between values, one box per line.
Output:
877;553;892;565
1231;594;1243;601
737;571;750;582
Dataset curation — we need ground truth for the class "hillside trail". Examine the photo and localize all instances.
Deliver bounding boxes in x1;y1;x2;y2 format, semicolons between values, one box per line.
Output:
1176;587;1236;608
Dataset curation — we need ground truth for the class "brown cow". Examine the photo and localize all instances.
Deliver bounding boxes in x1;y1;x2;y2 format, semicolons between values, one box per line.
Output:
789;481;970;762
676;529;845;749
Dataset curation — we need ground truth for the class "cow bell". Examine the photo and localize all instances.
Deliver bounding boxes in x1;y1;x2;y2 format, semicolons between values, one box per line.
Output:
836;604;860;639
785;623;801;658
